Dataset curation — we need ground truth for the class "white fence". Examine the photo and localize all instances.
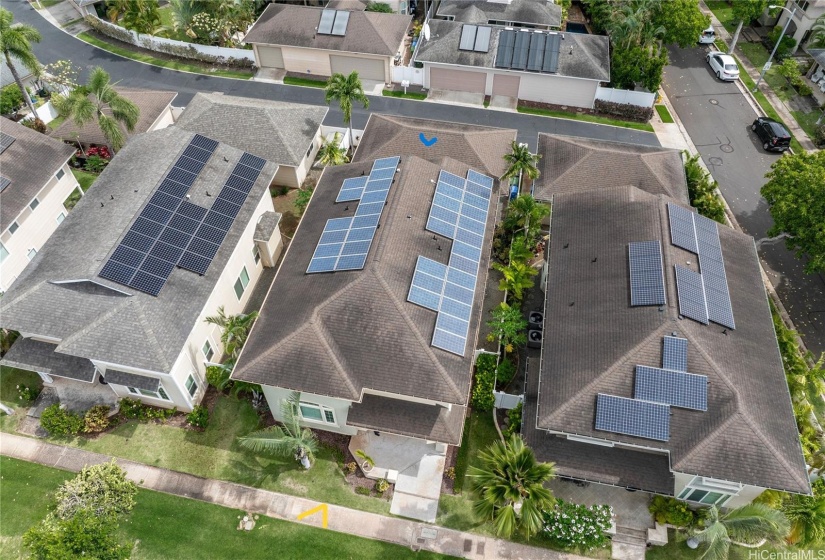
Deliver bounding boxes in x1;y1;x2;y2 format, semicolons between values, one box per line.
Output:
392;65;424;86
87;16;255;66
21;100;58;125
494;391;523;410
595;86;656;108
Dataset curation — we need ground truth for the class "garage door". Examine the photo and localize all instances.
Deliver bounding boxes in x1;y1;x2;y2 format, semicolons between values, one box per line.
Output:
492;74;520;97
329;55;385;81
257;46;284;69
430;67;487;94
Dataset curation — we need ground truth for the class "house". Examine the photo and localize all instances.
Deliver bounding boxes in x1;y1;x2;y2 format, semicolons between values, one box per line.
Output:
50;88;177;149
0;55;37;96
414;20;609;108
774;0;825;53
0;119;79;292
174;93;327;189
0;126;282;412
244;4;411;83
434;0;562;30
522;134;810;507
231;115;516;521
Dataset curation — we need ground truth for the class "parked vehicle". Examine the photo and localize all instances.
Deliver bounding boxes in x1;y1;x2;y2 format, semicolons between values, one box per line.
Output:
699;26;716;44
706;52;740;81
751;117;791;152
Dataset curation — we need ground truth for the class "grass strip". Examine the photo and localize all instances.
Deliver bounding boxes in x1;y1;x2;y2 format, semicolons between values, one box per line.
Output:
47;115;66;130
76;32;253;80
283;76;328;88
517;106;654;133
655;105;674;123
71;169;99;192
382;89;428;100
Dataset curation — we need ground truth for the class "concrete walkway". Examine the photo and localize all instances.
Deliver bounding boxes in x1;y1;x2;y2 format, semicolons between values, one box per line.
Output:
0;433;591;560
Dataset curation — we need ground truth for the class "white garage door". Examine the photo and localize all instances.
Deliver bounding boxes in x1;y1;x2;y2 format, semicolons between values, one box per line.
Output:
257;46;284;69
329;55;385;81
430;67;487;94
492;74;520;97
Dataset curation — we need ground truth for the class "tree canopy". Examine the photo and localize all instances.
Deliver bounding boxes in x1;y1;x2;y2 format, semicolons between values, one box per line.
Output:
1;7;42;116
761;151;825;274
652;0;709;49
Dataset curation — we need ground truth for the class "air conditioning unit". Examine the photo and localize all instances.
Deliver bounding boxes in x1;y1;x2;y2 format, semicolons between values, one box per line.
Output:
527;329;542;348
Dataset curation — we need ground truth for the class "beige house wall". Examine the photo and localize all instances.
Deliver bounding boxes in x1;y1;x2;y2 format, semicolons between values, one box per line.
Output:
149;105;176;131
254;44;395;83
777;0;825;51
261;386;359;436
672;471;767;508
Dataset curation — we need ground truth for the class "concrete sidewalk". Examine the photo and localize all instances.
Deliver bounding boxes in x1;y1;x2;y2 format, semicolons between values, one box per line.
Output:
0;433;590;560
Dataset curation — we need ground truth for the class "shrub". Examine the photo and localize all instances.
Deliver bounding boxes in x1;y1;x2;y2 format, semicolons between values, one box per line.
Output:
84;154;108;173
543;499;614;550
504;402;523;438
766;28;797;60
205;364;230;390
648;495;697;527
594;99;655;123
118;398;176;422
295;187;313;216
365;2;393;12
83;405;111;433
374;478;390;494
21;118;48;134
40;404;84;437
495;358;516;387
186;405;209;428
270;185;289;197
471;354;497;411
683;152;726;224
355;486;371;496
444;467;456;480
0;84;24;114
815;123;825;149
86;146;111;160
344;461;357;475
16;383;40;403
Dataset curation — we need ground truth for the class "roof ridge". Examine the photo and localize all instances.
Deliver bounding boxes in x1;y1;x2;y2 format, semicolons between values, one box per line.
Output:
311;313;361;399
549;144;595;185
265;108;302;163
571;33;609;80
362;11;398;54
638;152;674;194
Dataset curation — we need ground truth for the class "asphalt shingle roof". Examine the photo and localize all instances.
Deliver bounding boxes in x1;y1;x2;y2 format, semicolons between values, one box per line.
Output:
175;93;327;168
348;394;466;445
244;3;411;57
436;0;562;27
0;337;96;383
0;127;278;373
103;369;160;392
0;119;75;231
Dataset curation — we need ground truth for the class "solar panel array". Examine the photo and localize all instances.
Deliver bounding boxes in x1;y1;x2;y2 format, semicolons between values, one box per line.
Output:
634;365;708;411
495;30;561;73
307;157;400;274
0;132;15;155
459;24;492;52
662;335;688;372
674;266;708;325
407;169;495;356
318;9;349;35
595;394;670;442
99;134;267;296
628;241;666;306
667;203;735;329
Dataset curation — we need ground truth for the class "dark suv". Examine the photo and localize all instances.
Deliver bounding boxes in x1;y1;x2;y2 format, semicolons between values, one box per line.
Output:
751;117;791;152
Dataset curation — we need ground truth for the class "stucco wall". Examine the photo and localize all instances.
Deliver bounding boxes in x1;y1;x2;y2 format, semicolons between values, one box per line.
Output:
150;106;176;131
673;471;766;508
261;386;358;436
280;46;333;76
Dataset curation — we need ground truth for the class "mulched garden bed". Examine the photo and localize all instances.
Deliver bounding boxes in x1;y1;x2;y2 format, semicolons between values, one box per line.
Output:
519;99;651;123
314;430;394;500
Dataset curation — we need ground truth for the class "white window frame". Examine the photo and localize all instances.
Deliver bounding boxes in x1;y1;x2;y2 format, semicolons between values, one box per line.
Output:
185;374;198;398
233;266;250;300
29;198;39;211
127;384;170;401
202;339;214;362
306;141;314;158
56;212;66;224
0;242;8;263
8;221;18;235
298;401;337;425
252;244;261;265
56;168;65;181
27;248;37;261
677;476;741;507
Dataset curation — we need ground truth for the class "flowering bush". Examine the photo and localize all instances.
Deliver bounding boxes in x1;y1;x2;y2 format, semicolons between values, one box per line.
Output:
543;499;613;550
16;383;40;403
86;146;111;160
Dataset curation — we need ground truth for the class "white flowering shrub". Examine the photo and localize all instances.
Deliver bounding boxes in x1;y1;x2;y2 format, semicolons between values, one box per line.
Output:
542;499;613;549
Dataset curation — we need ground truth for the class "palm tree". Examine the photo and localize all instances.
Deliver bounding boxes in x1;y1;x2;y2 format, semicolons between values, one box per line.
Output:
467;434;555;539
0;8;42;117
316;132;349;166
782;485;825;547
324;71;370;151
502;141;541;185
204;306;259;359
503;194;550;243
492;260;538;302
52;67;140;152
238;391;319;469
810;13;825;48
690;503;790;560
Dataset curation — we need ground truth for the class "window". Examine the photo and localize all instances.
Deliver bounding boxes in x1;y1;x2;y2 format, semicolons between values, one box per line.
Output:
0;243;8;263
29;198;39;211
202;340;214;362
677;476;740;507
252;244;260;265
56;168;65;181
233;266;250;299
185;374;198;398
128;384;170;400
298;401;336;425
8;221;18;235
678;488;730;506
27;248;37;261
306;141;314;158
56;212;66;224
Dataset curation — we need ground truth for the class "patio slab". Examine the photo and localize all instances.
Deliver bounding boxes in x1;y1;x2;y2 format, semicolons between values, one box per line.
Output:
549;478;653;532
390;491;440;522
427;89;486;108
489;95;518;111
50;376;118;413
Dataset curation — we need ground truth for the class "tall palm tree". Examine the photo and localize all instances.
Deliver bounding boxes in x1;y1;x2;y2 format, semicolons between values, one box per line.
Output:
690;503;790;560
502;141;541;184
0;8;42;117
467;434;555;539
316;132;349;166
52;67;140;152
782;485;825;547
324;71;370;150
810;13;825;48
204;306;259;359
492;260;537;302
503;195;550;242
238;391;319;469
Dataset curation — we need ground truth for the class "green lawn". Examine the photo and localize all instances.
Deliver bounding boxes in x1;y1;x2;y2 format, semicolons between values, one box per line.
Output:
0;457;450;560
655;105;674;123
646;528;790;560
738;43;795;103
283;76;328;88
36;0;64;8
76;32;253;80
71;169;98;192
517;106;655;133
0;366;42;433
382;89;428;100
791;109;824;143
47;115;66;130
705;0;737;32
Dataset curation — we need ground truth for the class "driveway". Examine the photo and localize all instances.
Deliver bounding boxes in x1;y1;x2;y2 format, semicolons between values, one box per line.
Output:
663;45;825;356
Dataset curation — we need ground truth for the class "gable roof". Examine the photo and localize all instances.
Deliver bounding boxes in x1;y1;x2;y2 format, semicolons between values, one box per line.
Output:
243;3;411;57
436;0;562;27
0;119;76;231
0;55;34;89
415;20;610;82
175;93;327;168
533;134;689;204
536;185;809;494
352;114;516;178
0;127;278;373
49;88;177;147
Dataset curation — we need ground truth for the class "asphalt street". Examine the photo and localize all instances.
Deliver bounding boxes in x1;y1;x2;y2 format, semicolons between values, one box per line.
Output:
663;46;824;355
7;0;658;149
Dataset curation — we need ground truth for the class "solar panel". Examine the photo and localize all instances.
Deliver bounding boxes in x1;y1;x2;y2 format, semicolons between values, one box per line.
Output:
628;241;666;306
318;9;335;34
190;134;219;152
474;26;491;52
0;176;10;192
99;260;137;285
674;266;708;324
542;33;561;73
662;336;688;372
495;30;515;68
526;32;545;72
336;176;369;202
595;394;670;442
667;202;698;254
511;31;530;70
373;156;400;170
331;10;349;36
634;365;708;411
0;132;15;155
459;24;477;51
239;152;266;171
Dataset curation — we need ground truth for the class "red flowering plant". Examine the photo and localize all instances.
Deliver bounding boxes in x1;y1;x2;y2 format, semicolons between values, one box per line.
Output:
86;146;111;160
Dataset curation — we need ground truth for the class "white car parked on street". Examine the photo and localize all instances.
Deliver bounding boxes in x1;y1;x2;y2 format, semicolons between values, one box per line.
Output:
706;52;740;81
